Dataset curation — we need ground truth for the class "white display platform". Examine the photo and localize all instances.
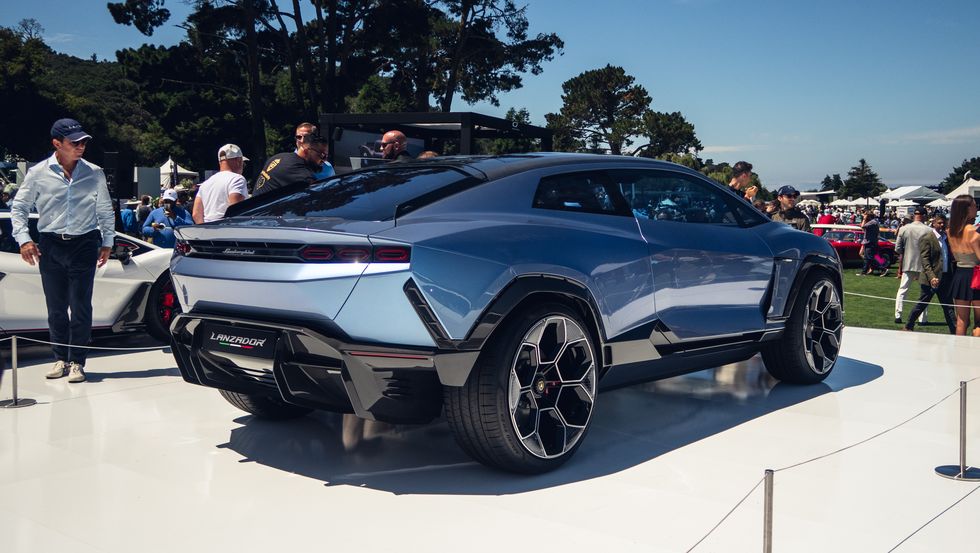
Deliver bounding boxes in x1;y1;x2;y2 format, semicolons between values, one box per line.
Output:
1;327;978;552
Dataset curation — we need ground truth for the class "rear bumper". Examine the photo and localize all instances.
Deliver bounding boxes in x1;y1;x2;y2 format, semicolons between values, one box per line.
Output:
170;312;447;423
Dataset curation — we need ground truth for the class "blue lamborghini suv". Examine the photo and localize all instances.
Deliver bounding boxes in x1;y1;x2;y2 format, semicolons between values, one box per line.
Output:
169;154;843;473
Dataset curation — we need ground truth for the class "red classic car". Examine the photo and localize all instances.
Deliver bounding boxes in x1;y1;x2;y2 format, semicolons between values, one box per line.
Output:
811;224;896;268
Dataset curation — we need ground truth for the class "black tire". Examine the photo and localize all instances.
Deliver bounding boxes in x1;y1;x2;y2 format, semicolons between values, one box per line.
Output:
218;389;313;420
882;251;895;268
444;302;598;474
145;273;181;343
761;271;843;384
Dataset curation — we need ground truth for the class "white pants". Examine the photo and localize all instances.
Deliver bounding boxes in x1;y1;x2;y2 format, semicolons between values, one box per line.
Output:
895;270;926;322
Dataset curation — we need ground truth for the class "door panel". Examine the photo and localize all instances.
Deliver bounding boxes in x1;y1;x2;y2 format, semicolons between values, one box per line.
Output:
609;169;774;340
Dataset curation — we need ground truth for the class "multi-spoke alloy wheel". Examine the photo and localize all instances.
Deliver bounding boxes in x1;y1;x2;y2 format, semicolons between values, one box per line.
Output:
802;280;843;374
762;273;843;384
508;316;596;459
444;303;599;473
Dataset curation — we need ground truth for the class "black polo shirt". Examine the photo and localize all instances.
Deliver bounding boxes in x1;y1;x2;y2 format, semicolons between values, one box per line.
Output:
253;152;319;196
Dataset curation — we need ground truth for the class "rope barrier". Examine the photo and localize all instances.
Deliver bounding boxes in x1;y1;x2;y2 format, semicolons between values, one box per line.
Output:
685;475;766;553
843;290;965;310
886;483;980;552
685;376;979;550
12;335;170;351
773;377;980;473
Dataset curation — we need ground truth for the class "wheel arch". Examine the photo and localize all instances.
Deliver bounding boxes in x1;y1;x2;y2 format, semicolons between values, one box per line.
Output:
412;274;608;387
780;254;843;320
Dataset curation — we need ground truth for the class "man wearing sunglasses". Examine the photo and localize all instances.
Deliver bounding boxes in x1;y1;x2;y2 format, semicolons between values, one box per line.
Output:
380;130;413;162
254;134;330;197
294;122;334;180
10;118;116;383
770;185;811;232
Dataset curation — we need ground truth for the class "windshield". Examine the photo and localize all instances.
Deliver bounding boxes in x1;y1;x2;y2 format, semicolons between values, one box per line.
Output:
236;166;475;221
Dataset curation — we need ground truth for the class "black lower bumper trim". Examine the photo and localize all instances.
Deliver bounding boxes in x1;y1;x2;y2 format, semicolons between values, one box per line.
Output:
170;313;444;423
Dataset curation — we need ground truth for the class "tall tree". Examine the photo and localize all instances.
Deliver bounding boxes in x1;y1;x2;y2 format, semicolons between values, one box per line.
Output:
634;110;701;158
939;155;980;194
107;0;171;36
434;0;563;112
547;65;650;155
839;158;886;199
477;107;538;154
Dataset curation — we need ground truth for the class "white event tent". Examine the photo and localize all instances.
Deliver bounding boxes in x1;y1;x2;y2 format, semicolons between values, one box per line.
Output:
880;186;943;202
927;198;952;208
159;157;198;188
945;177;980;200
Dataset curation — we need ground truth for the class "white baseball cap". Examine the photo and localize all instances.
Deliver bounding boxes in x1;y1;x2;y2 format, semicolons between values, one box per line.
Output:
162;189;178;202
218;143;249;162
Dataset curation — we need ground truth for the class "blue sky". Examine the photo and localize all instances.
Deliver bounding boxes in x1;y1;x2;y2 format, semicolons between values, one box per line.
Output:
3;0;979;189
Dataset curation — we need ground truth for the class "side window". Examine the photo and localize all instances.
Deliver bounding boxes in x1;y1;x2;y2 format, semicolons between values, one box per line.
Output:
609;170;742;226
532;171;629;216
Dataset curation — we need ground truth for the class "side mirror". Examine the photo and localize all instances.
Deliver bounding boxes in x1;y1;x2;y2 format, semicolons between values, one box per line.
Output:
111;241;137;265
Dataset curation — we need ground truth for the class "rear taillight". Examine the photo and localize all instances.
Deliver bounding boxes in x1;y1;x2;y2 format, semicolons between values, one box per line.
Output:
174;240;191;256
337;247;372;262
373;246;411;262
299;246;335;261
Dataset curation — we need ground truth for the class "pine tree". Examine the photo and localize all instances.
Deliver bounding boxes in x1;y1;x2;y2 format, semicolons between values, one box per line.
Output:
839;159;886;199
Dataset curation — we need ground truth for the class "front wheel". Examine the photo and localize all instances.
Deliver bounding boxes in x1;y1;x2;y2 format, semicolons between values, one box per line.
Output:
444;303;598;473
762;272;843;384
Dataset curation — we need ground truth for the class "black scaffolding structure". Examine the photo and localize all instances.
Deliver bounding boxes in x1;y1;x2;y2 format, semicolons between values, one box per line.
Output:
319;111;553;170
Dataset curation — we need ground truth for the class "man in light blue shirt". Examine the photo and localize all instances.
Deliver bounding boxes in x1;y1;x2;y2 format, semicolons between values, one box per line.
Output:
142;188;192;248
10;118;116;383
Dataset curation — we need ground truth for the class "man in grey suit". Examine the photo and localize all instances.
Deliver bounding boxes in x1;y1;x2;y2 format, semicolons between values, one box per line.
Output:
894;206;934;324
903;214;956;334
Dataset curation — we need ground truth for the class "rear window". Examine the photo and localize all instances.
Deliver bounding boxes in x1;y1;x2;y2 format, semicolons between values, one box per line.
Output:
235;167;475;221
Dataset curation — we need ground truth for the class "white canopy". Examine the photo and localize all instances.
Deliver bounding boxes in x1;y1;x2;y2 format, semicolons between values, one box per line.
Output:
887;199;917;207
159;157;197;188
829;198;851;207
849;198;877;206
880;185;943;202
798;199;821;206
927;198;952;208
945;177;980;200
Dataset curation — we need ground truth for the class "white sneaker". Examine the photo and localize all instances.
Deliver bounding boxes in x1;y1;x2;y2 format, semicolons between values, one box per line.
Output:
67;362;86;383
46;360;69;379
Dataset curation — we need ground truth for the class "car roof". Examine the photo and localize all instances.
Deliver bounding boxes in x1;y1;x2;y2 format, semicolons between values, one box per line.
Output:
379;153;702;181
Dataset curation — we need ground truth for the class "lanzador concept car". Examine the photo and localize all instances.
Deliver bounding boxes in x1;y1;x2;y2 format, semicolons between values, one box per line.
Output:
169;154;844;473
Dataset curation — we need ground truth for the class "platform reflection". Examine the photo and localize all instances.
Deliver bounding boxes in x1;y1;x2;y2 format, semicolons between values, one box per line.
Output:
220;354;882;494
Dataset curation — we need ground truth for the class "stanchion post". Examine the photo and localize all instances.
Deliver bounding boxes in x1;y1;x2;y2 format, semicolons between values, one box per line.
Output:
1;336;38;409
763;469;773;553
935;381;980;481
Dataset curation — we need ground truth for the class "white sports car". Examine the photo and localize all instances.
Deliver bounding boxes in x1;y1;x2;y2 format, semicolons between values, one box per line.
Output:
0;210;178;342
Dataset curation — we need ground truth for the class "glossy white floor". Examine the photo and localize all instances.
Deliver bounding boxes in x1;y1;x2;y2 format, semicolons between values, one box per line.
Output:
1;327;978;553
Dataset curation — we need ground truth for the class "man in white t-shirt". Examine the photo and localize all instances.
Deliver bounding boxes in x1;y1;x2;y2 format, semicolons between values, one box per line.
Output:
193;144;250;224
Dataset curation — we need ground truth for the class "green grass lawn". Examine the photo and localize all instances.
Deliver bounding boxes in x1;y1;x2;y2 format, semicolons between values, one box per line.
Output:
840;269;951;334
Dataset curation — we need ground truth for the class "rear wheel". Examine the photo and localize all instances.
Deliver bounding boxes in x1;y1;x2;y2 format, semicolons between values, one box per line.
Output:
218;389;313;420
145;274;180;343
444;302;598;473
762;272;843;384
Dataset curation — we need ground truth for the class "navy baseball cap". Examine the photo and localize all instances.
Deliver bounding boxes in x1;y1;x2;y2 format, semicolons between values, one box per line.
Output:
50;118;92;142
777;185;800;197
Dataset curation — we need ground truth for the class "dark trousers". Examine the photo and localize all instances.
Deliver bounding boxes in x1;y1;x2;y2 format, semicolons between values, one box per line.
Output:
906;274;956;334
37;231;101;364
862;246;878;273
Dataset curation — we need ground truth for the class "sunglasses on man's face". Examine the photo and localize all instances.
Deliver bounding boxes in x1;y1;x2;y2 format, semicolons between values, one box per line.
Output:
69;138;90;147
